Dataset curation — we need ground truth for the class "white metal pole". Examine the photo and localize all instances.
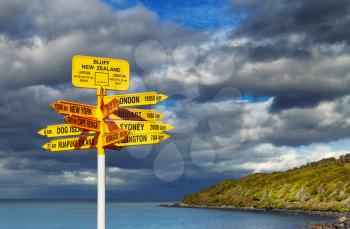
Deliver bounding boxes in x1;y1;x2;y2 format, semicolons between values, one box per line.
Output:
97;153;106;229
97;88;106;229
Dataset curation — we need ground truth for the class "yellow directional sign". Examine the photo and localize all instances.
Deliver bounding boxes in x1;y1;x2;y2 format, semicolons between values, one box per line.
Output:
109;108;164;121
102;129;129;147
42;136;98;152
64;115;100;132
102;98;119;118
114;133;170;146
51;100;97;118
104;92;168;107
38;124;95;138
104;120;173;133
72;55;130;90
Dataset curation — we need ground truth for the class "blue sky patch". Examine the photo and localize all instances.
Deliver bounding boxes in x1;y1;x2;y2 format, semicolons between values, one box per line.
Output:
239;92;271;103
103;0;244;29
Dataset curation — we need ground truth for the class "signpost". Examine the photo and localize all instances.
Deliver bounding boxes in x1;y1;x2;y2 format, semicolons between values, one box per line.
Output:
51;100;97;118
104;120;173;133
113;133;170;147
104;92;168;107
72;55;130;90
39;55;172;229
38;124;95;138
51;100;164;121
109;108;164;121
102;129;129;147
63;115;100;132
42;136;98;151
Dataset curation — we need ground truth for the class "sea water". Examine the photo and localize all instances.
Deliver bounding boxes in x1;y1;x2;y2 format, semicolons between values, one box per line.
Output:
0;201;334;229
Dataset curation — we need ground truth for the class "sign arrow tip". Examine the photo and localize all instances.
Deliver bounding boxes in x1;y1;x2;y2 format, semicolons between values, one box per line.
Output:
42;143;50;150
163;134;170;140
49;103;56;110
166;124;174;131
158;113;165;119
63;116;70;123
37;129;45;136
159;94;168;102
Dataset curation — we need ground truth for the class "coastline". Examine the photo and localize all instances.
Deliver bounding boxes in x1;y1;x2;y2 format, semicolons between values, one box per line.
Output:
159;202;348;218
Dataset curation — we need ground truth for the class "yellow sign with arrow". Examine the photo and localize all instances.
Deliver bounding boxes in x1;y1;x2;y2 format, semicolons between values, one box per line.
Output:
109;108;164;121
104;92;168;107
102;129;129;147
42;136;98;152
64;115;100;132
50;100;164;121
104;120;173;133
114;133;170;147
38;124;95;138
51;100;97;118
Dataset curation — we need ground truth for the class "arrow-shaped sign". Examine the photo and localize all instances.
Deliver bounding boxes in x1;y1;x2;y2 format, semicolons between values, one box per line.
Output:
42;136;98;152
102;98;119;118
104;92;168;107
102;129;129;147
38;124;95;138
51;99;164;121
51;100;97;118
109;108;164;121
114;133;170;146
104;120;173;133
64;115;100;132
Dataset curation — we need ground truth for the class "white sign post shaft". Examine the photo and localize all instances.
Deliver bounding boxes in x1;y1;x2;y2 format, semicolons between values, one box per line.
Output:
97;88;106;229
97;153;105;229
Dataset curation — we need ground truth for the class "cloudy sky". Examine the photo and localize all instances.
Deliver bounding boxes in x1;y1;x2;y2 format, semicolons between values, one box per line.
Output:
0;0;350;200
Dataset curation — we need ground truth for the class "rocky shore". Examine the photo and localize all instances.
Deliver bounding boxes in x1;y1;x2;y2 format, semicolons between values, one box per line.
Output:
160;203;346;217
309;216;350;228
159;203;350;228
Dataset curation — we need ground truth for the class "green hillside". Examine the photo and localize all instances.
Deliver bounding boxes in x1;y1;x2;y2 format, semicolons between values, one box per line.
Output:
183;155;350;212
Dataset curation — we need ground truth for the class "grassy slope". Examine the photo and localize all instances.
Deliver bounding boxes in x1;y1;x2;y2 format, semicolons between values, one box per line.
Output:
183;155;350;212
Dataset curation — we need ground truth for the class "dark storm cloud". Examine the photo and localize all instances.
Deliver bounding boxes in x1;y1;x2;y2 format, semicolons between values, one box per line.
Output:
270;94;333;111
268;96;350;147
226;0;350;110
243;43;312;62
0;0;36;38
238;49;350;111
0;2;205;91
231;0;350;44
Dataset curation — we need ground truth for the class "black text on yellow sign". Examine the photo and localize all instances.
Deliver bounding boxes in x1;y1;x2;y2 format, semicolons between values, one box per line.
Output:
72;55;130;91
50;99;165;120
109;108;164;121
104;120;173;133
114;133;170;146
64;115;100;132
38;124;95;138
102;129;129;147
104;92;168;107
42;136;98;152
51;100;97;118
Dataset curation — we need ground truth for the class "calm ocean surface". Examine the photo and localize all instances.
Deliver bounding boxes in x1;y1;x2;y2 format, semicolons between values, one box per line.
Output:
0;201;334;229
